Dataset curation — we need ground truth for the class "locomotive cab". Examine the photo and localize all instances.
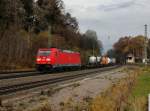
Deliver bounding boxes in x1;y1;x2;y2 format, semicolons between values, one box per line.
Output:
36;48;56;71
37;50;51;63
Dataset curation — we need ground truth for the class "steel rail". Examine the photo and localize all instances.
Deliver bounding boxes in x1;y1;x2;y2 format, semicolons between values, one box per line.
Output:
0;70;35;74
0;66;117;80
0;65;120;96
0;71;42;80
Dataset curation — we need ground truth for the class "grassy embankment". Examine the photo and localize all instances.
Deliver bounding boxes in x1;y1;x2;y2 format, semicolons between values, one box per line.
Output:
90;67;139;111
92;66;150;111
124;66;150;111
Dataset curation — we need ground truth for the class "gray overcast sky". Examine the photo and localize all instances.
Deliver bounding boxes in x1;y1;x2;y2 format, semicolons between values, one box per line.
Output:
63;0;150;52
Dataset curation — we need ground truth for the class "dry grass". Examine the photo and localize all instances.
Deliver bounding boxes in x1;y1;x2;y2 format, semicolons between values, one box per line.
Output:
60;99;90;111
26;101;52;111
125;97;147;111
124;67;150;111
89;68;140;111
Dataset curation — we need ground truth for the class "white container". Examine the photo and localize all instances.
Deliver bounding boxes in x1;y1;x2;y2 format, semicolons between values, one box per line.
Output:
89;56;97;64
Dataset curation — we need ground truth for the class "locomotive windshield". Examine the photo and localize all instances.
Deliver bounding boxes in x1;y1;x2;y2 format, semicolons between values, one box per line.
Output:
38;50;51;56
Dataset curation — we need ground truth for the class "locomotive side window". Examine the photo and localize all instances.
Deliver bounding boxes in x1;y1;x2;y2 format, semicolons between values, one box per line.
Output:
38;51;51;56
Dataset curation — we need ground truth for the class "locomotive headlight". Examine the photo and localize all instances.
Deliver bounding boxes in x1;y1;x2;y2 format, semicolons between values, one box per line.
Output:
46;58;51;61
37;58;41;61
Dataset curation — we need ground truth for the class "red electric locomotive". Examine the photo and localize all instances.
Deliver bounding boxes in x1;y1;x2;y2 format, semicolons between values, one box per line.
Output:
36;48;81;71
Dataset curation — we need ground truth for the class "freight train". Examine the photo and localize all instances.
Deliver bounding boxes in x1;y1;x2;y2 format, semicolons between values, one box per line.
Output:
88;56;116;67
36;48;116;71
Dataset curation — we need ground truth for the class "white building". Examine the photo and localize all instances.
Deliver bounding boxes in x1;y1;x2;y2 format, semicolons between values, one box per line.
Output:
126;54;135;64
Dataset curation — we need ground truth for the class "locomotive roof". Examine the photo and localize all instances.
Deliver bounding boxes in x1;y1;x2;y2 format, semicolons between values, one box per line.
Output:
39;48;80;54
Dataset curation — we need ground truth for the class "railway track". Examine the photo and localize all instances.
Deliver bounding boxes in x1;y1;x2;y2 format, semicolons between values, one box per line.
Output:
0;69;83;80
0;71;42;80
0;65;121;97
0;69;97;80
0;70;35;74
0;66;116;80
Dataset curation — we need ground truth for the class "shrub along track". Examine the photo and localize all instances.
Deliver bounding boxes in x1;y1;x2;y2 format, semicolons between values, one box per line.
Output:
0;65;121;99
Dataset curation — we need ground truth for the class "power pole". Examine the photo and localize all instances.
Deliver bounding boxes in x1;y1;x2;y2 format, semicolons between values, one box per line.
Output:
144;24;148;65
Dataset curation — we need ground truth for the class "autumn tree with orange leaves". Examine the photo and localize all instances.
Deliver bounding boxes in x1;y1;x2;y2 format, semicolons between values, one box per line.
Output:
113;35;150;63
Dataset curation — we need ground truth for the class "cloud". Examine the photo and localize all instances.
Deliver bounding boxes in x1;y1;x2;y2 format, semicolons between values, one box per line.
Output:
98;0;136;11
63;0;150;51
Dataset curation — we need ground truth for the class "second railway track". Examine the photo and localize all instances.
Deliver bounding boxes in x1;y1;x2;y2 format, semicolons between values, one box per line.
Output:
0;66;118;80
0;65;121;97
0;71;43;80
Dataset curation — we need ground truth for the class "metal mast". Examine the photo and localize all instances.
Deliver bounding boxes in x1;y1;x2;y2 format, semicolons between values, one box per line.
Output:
144;24;148;65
